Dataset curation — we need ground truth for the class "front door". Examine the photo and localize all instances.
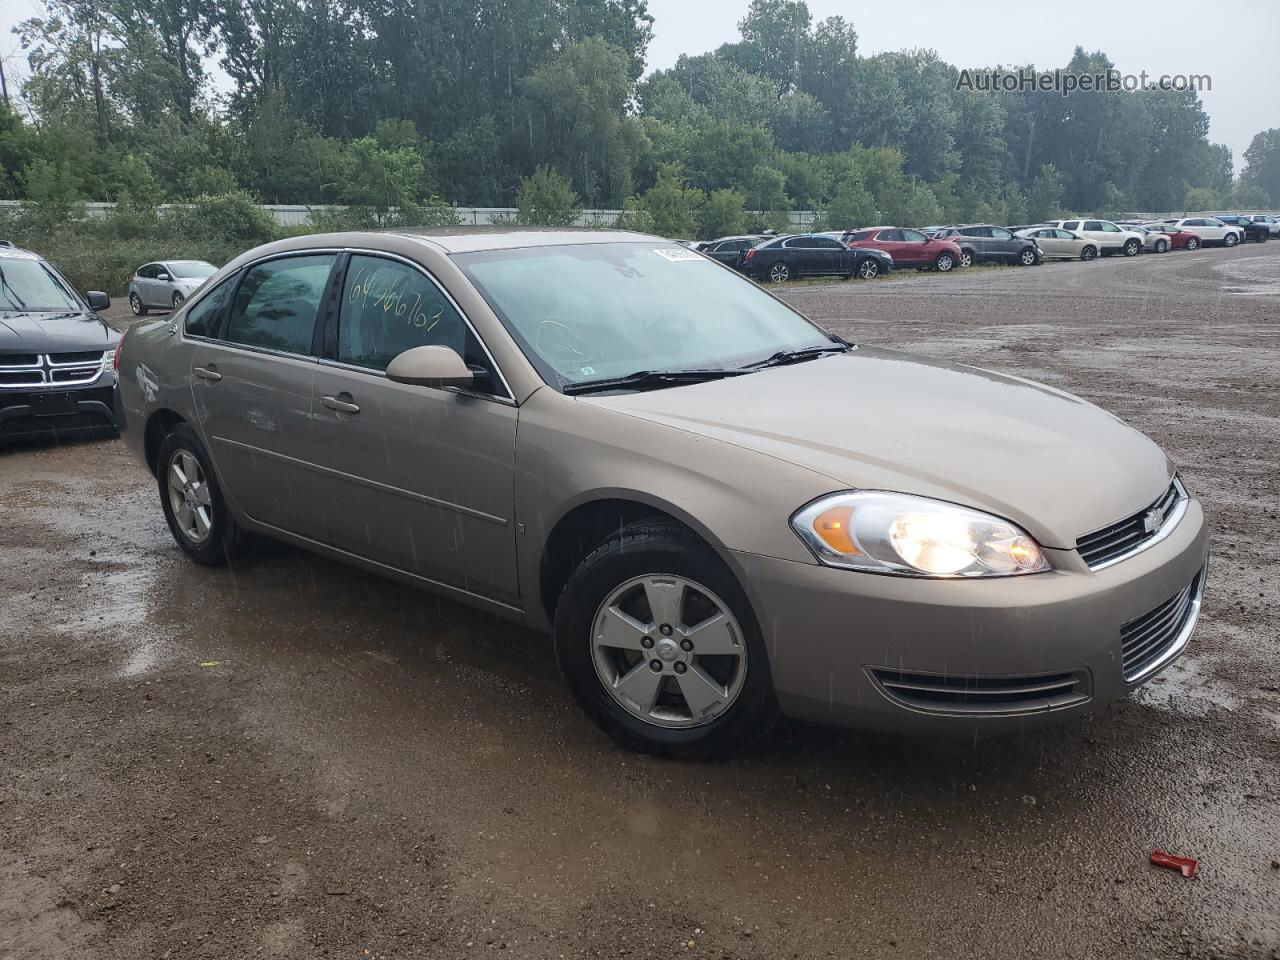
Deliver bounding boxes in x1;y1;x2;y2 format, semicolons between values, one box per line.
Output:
308;253;520;606
190;252;337;538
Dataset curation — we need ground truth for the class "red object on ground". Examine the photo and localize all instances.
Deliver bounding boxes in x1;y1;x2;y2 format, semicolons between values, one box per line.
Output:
1150;849;1198;878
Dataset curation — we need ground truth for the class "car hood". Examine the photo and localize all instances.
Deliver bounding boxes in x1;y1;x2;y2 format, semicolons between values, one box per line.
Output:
584;348;1172;549
0;310;119;353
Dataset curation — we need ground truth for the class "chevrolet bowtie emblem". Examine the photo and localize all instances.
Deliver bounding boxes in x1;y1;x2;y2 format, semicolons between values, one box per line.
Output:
1143;505;1167;535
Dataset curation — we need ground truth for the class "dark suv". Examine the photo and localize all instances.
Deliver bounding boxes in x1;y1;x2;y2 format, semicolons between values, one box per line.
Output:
696;235;763;268
0;242;119;443
930;225;1042;267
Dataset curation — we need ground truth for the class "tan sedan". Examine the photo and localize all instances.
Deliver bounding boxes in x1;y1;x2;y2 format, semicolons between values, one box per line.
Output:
1014;227;1099;261
116;229;1208;757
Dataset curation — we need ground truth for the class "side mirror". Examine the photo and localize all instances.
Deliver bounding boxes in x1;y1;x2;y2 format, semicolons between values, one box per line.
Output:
87;291;110;311
157;272;171;281
386;345;474;389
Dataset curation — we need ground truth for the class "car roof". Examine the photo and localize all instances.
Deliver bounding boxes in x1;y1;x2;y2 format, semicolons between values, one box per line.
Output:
387;227;661;254
0;243;43;261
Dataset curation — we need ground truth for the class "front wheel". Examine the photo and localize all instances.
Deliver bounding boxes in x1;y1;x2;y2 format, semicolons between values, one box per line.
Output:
767;262;791;283
1018;248;1038;266
554;522;778;758
129;292;147;316
1223;232;1239;247
156;423;246;566
857;258;880;279
1154;239;1169;253
172;292;185;310
1080;245;1098;261
1122;238;1141;257
1185;236;1200;250
934;253;955;273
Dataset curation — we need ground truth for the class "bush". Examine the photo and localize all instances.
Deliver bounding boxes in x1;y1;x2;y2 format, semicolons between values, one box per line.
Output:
165;191;278;246
697;188;746;239
516;166;581;226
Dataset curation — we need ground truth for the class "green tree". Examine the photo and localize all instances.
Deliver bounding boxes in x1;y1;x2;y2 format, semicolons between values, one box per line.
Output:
516;165;581;226
637;165;703;238
1241;129;1280;207
697;188;746;239
1025;164;1065;221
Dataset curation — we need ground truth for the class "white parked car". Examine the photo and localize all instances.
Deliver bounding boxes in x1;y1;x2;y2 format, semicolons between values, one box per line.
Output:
1159;217;1244;247
1014;226;1098;261
1043;219;1144;257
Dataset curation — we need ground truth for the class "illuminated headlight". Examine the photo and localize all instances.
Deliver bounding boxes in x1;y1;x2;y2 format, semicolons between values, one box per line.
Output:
791;491;1050;578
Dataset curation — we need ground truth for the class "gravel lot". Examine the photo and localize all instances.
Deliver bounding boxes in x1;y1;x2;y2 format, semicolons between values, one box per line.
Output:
3;243;1279;959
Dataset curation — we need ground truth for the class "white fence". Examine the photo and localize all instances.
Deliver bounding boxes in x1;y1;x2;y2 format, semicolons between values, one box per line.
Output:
0;199;821;230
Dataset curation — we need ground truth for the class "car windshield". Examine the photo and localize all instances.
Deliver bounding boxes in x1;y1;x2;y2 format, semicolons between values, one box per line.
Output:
0;257;81;311
168;261;217;279
457;242;837;387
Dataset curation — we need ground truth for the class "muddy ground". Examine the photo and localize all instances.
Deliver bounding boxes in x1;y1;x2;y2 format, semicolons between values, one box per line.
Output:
2;243;1279;959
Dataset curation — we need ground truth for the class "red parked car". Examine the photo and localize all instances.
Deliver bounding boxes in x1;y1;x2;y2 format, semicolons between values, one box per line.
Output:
843;227;964;272
1139;223;1201;250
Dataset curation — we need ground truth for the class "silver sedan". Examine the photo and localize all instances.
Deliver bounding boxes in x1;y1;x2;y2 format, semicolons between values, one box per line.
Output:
128;261;218;315
1015;227;1098;261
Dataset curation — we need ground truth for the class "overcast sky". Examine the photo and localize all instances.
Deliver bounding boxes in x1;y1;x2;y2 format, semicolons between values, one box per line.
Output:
3;0;1276;173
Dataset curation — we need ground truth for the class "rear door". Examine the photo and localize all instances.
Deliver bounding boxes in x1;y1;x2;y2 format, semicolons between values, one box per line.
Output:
136;264;160;306
189;252;337;539
779;237;816;275
959;226;994;260
989;226;1021;259
807;236;848;274
307;252;520;605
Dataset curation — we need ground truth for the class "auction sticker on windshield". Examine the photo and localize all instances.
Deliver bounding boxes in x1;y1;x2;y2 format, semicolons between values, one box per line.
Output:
654;247;703;262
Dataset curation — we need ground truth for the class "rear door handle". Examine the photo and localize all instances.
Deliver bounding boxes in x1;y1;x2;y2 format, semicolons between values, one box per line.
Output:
320;394;360;415
193;365;221;382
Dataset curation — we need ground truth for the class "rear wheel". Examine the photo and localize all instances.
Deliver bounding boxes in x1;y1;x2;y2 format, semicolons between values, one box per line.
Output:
934;253;955;273
1080;245;1098;261
857;258;880;279
1122;238;1141;257
554;522;778;758
1185;236;1200;250
156;423;246;566
129;292;147;316
172;292;185;310
1256;232;1268;244
768;262;790;283
958;249;974;268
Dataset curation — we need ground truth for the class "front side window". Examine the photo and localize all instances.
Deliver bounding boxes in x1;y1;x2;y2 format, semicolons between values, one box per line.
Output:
184;276;235;338
901;230;927;243
225;255;334;354
992;227;1014;240
336;255;472;372
0;257;81;311
878;229;903;242
457;242;835;388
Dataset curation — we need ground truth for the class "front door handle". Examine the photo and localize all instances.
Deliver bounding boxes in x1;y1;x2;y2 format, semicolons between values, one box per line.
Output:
193;365;221;382
320;394;361;415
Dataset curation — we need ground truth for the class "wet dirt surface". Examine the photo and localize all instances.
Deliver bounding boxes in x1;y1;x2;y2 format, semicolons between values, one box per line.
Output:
3;244;1280;959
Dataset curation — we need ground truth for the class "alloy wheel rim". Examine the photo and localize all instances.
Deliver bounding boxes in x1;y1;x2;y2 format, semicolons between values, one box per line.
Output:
938;255;953;271
130;294;141;314
770;264;788;282
960;252;972;267
591;574;747;729
167;449;213;544
1021;250;1035;264
860;260;878;278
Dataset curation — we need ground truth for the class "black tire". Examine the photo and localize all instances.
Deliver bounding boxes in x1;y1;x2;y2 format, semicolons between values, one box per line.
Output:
1256;232;1268;244
172;291;185;310
1080;245;1098;261
129;292;147;316
1223;232;1239;247
156;423;246;566
1122;238;1141;257
857;258;880;279
554;521;779;759
1018;247;1038;266
1154;239;1169;253
934;252;955;273
1185;236;1200;250
767;262;790;283
958;249;974;268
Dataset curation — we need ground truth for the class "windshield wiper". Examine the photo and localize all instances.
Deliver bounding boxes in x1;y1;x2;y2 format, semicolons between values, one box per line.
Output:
744;341;851;370
0;264;27;310
563;368;754;396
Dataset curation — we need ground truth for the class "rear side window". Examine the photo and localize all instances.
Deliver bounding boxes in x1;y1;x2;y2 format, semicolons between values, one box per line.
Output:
1062;221;1080;231
337;255;472;373
846;230;874;242
184;276;234;339
225;255;334;354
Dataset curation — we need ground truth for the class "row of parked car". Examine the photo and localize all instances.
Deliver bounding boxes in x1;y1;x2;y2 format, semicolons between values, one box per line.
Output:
687;213;1280;282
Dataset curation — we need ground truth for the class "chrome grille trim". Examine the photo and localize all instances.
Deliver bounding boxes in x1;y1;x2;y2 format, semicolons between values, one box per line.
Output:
0;353;107;388
1077;478;1188;570
1121;568;1204;683
866;667;1091;717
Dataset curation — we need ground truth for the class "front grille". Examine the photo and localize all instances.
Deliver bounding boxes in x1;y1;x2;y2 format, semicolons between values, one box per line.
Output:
867;667;1090;716
1121;568;1204;682
0;352;106;388
1077;479;1186;569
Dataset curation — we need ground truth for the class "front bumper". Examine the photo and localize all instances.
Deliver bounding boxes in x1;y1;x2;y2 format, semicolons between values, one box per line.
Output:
724;497;1209;735
0;378;119;440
